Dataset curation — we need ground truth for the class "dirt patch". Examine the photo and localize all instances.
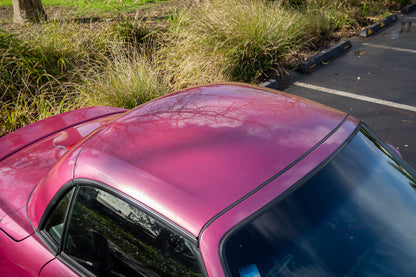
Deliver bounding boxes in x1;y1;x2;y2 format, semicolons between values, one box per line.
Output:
0;5;81;28
0;1;182;31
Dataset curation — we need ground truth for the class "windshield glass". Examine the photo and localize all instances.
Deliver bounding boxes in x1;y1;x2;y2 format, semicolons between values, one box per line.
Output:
224;128;416;277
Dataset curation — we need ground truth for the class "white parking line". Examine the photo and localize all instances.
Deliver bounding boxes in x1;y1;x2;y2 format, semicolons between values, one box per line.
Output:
293;81;416;112
402;16;416;21
362;42;416;54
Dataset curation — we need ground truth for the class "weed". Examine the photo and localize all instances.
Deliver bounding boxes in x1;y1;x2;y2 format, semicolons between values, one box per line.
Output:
1;90;77;134
78;51;168;109
0;30;61;101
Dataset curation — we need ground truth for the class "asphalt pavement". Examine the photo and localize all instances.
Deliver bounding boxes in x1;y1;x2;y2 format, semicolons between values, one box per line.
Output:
283;10;416;168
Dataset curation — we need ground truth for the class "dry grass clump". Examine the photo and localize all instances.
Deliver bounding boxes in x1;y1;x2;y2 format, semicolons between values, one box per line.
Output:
78;50;168;109
0;18;166;135
159;0;310;88
0;27;79;133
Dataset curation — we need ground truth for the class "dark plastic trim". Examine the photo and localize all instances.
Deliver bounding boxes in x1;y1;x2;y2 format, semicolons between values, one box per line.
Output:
37;181;75;231
199;114;352;238
218;120;362;276
297;40;352;73
72;178;199;246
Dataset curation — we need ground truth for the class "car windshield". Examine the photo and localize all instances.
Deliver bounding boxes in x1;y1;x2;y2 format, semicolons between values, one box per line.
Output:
223;128;416;277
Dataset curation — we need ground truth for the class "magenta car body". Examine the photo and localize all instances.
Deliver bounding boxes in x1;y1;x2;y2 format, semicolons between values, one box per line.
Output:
1;83;416;277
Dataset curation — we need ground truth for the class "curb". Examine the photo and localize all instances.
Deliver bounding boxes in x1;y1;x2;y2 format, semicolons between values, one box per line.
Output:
260;79;279;90
401;2;416;14
296;40;352;73
359;14;398;37
259;9;408;85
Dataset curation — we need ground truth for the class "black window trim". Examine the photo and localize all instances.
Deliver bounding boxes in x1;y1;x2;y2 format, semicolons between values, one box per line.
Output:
199;114;351;238
37;178;208;277
72;178;199;246
218;122;415;276
218;121;363;276
57;251;96;277
38;181;75;231
36;182;76;255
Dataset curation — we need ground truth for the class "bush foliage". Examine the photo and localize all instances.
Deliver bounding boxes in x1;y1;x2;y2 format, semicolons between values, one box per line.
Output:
0;0;409;136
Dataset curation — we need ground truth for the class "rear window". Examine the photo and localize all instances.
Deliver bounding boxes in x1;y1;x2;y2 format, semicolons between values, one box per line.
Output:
223;129;416;277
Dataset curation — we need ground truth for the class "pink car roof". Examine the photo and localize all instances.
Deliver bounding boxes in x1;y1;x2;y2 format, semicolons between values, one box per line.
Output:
74;84;351;236
29;83;355;236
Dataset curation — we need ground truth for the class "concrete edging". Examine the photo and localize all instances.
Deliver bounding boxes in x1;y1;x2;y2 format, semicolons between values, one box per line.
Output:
259;6;413;85
359;14;398;37
296;40;352;73
260;79;279;90
401;2;416;14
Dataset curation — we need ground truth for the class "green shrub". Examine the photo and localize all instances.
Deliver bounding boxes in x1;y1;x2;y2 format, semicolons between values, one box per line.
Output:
159;0;309;87
0;0;409;136
0;18;165;136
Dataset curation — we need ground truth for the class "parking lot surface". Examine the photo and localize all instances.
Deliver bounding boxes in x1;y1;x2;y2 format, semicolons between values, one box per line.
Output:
284;11;416;168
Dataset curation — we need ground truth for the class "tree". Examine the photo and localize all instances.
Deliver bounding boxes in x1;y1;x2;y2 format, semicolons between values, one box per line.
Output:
12;0;47;24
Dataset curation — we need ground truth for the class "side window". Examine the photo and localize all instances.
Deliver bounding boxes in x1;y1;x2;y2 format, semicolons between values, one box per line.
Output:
44;187;75;244
46;186;202;277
